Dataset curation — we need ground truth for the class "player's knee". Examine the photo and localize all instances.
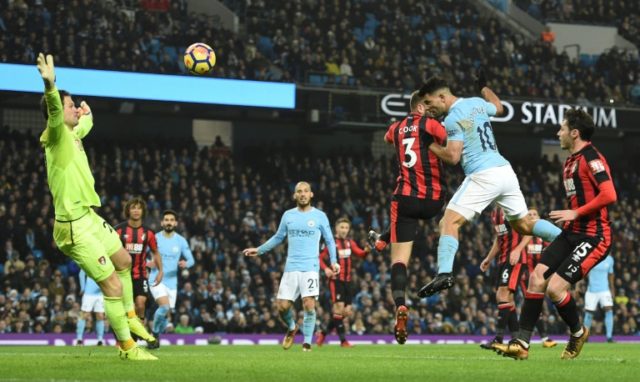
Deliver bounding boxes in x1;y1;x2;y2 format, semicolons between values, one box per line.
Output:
496;287;512;302
545;280;568;301
99;272;123;297
302;299;316;311
528;271;547;292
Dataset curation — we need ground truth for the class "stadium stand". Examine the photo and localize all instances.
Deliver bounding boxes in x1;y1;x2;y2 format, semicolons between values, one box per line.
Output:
0;128;638;336
1;0;639;104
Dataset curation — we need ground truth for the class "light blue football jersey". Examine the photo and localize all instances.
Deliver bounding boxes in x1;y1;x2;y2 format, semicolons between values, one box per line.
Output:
444;97;509;175
587;256;614;293
258;207;337;272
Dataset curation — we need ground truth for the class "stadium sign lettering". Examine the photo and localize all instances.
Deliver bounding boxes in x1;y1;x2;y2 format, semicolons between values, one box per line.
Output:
381;94;620;129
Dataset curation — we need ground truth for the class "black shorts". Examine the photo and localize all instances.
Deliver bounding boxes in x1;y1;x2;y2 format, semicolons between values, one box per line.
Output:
496;261;524;292
541;231;610;284
329;279;354;305
132;278;149;298
390;195;444;243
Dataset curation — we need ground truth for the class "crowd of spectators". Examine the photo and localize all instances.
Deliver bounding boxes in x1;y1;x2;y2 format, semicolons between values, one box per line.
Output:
1;0;639;105
0;127;638;338
515;0;640;50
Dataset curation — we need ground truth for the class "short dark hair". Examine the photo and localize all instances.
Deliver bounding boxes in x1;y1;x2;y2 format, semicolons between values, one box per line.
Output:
124;196;147;219
418;77;449;97
564;108;594;141
163;209;178;220
40;90;71;120
409;91;422;111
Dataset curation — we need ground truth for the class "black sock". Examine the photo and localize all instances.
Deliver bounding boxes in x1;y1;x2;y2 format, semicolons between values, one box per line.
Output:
391;262;407;307
554;292;581;334
518;291;545;345
508;306;519;335
334;314;346;342
325;315;336;335
496;302;512;341
535;320;548;338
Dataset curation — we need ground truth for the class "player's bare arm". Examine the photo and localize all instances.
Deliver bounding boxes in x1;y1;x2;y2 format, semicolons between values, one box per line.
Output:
481;237;499;272
151;249;163;286
242;247;259;257
509;236;532;266
429;140;463;165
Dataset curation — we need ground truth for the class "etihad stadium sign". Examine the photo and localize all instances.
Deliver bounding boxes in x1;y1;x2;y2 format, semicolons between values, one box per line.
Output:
381;94;626;129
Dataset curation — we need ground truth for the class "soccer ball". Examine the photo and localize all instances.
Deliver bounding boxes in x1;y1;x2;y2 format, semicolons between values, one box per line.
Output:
183;43;216;75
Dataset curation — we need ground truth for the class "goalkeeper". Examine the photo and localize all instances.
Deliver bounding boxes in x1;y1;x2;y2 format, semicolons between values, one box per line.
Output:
37;53;156;360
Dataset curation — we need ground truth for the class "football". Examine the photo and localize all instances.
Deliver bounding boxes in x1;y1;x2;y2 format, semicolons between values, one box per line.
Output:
183;43;216;75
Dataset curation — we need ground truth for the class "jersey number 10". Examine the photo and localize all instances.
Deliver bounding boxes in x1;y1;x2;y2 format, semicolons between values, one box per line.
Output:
477;122;497;152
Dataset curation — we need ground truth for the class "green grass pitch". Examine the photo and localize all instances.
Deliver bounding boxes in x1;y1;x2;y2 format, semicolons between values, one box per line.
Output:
0;343;637;382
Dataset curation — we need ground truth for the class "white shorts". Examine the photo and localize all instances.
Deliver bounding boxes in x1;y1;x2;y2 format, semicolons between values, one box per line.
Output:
150;283;177;309
585;291;613;311
81;294;104;313
277;271;320;301
448;165;528;221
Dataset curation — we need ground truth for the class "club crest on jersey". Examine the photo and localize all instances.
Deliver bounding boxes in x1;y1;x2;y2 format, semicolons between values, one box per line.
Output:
588;159;605;174
98;256;106;265
307;220;316;228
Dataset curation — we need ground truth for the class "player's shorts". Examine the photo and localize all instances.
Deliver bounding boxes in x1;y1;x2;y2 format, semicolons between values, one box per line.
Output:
150;282;177;308
541;231;611;284
53;209;122;283
497;261;524;292
328;279;354;305
81;293;104;313
133;278;149;298
277;271;319;301
448;165;528;221
390;195;444;242
585;290;614;311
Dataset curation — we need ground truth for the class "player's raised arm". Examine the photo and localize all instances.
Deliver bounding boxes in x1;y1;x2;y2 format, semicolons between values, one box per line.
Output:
74;101;94;139
476;69;504;116
37;53;64;144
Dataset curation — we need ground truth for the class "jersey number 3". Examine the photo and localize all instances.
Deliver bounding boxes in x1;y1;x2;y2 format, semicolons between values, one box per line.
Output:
402;138;417;168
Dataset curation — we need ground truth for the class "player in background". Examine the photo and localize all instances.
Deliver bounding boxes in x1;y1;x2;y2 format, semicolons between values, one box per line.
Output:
37;53;155;360
583;255;615;342
76;269;105;346
379;90;447;344
519;208;557;348
115;198;164;325
417;73;562;298
317;217;370;348
495;109;617;360
147;209;194;349
479;206;531;350
243;181;339;352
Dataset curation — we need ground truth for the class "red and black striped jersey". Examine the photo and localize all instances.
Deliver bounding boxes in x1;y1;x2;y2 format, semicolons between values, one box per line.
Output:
491;207;522;264
524;237;548;268
385;112;447;200
114;222;158;280
319;237;367;282
562;144;613;239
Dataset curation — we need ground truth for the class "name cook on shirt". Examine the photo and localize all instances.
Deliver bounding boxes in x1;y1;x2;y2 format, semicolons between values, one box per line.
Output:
381;94;620;129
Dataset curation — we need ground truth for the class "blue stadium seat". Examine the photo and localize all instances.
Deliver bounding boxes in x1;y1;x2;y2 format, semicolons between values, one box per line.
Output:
309;74;327;86
164;46;178;62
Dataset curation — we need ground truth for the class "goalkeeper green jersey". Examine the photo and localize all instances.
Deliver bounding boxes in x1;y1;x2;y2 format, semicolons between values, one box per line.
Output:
39;87;100;221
